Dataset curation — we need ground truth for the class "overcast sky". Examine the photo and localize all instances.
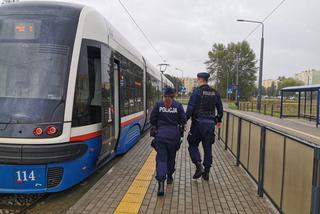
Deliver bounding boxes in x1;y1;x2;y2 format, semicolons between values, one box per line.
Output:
23;0;320;80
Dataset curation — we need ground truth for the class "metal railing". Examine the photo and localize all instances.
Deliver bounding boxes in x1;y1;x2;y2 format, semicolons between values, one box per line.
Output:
239;102;281;116
239;101;318;122
218;110;320;214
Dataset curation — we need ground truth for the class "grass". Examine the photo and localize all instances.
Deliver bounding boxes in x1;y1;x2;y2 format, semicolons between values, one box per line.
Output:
228;103;238;110
239;99;318;119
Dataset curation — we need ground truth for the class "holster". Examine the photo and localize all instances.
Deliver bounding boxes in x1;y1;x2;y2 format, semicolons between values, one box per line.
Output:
179;125;185;138
150;126;157;137
151;139;157;150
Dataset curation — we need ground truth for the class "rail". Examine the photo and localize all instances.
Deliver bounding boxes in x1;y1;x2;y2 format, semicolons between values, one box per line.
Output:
218;109;320;214
0;194;46;214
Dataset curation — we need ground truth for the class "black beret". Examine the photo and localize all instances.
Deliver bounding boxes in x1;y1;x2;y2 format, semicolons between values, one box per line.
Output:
164;87;176;96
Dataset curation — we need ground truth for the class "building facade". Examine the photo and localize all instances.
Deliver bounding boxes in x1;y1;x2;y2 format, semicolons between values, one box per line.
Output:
180;77;197;94
295;69;320;85
262;79;279;88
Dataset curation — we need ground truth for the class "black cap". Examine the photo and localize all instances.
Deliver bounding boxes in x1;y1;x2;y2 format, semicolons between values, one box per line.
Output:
197;72;210;80
164;87;176;96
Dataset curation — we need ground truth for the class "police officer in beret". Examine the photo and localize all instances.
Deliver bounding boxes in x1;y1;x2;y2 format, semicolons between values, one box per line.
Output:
186;72;223;181
150;87;186;196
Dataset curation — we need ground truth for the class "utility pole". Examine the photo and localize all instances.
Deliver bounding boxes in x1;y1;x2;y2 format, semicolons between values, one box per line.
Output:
258;30;264;112
175;68;184;102
237;19;264;112
236;53;240;107
226;71;229;104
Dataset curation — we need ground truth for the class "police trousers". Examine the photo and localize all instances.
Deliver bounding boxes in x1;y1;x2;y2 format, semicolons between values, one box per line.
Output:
187;120;215;172
155;138;179;181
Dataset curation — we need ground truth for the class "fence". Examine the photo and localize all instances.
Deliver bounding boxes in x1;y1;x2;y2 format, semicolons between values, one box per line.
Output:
239;102;281;117
218;109;320;214
239;101;319;122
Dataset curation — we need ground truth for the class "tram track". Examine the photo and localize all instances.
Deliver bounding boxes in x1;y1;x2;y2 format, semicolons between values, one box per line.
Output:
0;194;47;214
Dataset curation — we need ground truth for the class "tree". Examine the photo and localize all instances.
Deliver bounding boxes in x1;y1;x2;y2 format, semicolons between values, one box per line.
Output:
205;41;257;100
266;81;277;97
277;77;304;90
262;86;267;96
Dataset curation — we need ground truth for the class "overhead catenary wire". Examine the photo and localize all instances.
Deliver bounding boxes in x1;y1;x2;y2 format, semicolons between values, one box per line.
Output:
244;0;286;40
118;0;165;62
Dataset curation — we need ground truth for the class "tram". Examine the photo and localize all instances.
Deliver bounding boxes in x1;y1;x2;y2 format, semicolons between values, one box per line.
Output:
0;1;173;193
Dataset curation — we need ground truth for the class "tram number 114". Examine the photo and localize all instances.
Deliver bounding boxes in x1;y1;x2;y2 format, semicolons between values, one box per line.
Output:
16;170;36;182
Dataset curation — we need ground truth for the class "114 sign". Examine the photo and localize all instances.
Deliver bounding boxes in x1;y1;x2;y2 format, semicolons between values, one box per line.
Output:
16;170;36;183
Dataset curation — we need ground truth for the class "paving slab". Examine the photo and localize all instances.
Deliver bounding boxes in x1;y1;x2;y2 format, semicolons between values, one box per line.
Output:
67;122;277;214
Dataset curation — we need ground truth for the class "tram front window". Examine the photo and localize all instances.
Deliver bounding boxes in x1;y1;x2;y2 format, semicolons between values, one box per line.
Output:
0;15;78;124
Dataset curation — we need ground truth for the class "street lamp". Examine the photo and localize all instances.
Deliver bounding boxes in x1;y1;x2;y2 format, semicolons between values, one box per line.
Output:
158;63;169;95
237;19;264;112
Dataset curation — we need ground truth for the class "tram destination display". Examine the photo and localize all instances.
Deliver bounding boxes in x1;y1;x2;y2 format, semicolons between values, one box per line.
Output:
0;19;40;40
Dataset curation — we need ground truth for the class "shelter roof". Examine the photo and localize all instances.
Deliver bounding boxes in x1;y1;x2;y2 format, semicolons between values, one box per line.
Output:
281;84;320;92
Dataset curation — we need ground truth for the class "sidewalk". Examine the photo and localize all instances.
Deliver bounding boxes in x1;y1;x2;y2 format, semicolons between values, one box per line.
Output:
67;123;276;214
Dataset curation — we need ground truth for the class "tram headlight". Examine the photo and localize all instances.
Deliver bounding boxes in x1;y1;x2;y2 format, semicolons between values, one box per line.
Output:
33;127;43;136
46;126;58;135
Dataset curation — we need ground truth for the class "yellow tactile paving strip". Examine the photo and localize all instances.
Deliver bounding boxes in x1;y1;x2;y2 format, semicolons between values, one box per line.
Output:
114;150;156;214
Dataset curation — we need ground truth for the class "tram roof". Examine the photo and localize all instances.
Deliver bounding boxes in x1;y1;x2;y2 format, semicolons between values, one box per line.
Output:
0;1;83;15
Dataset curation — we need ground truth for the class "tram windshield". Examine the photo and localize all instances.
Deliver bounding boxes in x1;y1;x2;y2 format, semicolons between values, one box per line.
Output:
0;15;78;123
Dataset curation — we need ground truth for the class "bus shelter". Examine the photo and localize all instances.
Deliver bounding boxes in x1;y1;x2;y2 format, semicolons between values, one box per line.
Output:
280;85;320;128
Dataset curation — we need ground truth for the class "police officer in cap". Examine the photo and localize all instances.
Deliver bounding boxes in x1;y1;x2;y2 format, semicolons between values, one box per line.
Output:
150;87;186;196
186;72;223;181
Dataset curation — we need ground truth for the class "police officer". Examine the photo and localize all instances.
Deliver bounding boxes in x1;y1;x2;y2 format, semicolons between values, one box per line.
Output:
150;87;186;196
186;72;223;181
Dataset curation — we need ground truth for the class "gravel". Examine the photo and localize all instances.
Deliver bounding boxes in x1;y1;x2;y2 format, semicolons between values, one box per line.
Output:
0;194;45;214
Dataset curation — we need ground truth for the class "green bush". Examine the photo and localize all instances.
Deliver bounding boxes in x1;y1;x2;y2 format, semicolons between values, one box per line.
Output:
228;103;238;110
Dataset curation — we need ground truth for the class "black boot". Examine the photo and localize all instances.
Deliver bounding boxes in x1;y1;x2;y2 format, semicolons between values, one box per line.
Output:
157;181;164;196
202;172;209;181
167;175;173;184
193;162;204;179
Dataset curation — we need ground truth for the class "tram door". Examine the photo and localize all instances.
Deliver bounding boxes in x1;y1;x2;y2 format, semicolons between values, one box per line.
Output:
98;45;118;163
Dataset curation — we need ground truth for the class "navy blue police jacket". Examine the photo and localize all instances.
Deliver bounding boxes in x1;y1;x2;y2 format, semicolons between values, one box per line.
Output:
186;84;223;122
150;100;187;142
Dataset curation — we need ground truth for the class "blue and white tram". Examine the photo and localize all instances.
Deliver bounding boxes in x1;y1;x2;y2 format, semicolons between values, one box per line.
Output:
0;2;173;193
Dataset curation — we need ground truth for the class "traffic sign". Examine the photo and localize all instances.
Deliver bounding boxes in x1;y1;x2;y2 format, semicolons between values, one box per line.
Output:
179;86;186;93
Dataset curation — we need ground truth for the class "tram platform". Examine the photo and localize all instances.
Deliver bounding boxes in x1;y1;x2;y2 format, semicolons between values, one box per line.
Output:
67;122;276;214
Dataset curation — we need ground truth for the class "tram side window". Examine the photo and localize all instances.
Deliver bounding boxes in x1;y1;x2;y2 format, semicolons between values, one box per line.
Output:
156;79;161;100
119;55;144;116
146;73;152;109
72;41;102;127
146;73;160;109
119;56;129;116
133;64;143;112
